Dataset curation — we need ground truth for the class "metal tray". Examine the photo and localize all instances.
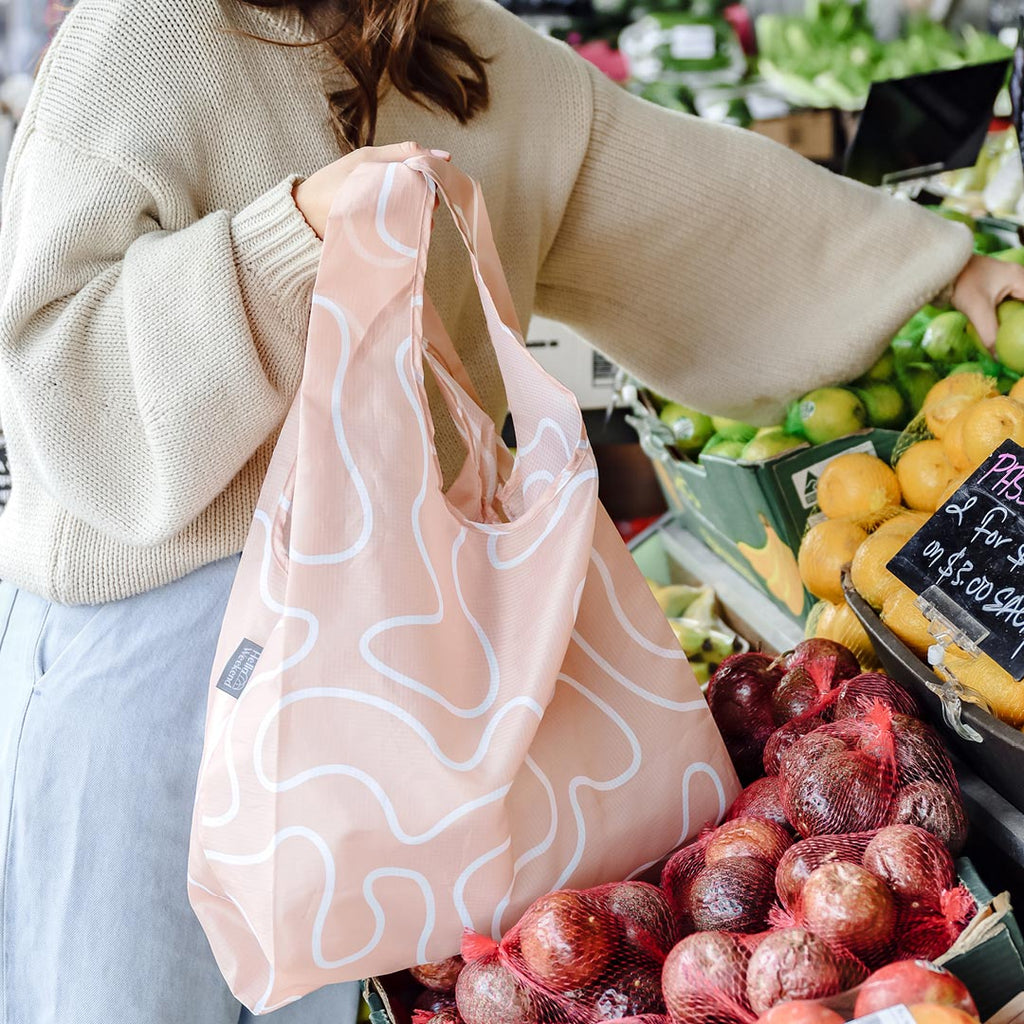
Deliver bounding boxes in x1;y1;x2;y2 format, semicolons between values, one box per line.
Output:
843;577;1024;816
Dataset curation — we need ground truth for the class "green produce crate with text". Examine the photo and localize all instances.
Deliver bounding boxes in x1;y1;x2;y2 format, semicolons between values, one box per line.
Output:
640;422;899;625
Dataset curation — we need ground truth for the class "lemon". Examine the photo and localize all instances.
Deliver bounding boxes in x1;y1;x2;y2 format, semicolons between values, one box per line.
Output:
797;388;868;445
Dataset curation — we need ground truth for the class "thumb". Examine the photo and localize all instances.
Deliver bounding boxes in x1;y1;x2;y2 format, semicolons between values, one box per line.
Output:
963;294;999;350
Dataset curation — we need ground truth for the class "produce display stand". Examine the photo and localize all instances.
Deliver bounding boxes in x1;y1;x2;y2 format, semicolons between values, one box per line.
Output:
359;514;1024;1024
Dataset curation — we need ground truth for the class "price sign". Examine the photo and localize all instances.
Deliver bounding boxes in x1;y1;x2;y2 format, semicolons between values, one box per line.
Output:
888;439;1024;681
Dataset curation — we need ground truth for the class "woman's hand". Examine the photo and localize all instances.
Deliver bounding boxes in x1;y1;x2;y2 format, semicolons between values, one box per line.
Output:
952;253;1024;349
293;141;450;239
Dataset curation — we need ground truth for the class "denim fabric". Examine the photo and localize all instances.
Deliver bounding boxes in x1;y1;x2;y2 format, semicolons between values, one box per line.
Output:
0;557;359;1023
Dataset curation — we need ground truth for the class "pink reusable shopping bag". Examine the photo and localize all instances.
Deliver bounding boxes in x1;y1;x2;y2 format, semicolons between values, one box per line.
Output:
187;155;739;1014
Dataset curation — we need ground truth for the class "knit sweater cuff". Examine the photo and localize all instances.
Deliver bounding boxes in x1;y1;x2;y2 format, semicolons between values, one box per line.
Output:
231;175;322;326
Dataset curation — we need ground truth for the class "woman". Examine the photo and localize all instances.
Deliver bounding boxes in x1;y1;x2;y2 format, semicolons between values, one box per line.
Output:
0;0;1018;1020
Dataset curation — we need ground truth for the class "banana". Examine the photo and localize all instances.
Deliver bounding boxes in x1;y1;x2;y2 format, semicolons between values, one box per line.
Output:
702;626;743;662
655;583;708;619
669;618;711;658
681;586;718;629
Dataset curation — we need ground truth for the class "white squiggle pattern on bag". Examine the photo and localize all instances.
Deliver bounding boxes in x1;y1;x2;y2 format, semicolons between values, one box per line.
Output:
625;763;730;881
288;297;374;566
201;510;319;830
553;672;642;890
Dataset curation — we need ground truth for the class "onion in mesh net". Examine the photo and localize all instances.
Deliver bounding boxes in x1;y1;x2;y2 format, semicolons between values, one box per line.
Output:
516;890;619;992
689;856;779;934
891;780;968;855
411;956;465;992
662;931;750;1023
726;776;792;832
799;861;895;966
832;673;920;720
774;833;873;911
745;927;844;1015
862;824;956;909
454;956;535;1024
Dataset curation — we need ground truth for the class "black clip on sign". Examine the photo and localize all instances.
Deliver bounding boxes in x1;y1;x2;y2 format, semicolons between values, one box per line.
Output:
887;439;1024;741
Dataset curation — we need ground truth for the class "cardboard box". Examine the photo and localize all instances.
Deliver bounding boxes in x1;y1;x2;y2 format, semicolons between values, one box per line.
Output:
751;108;836;161
638;419;899;624
525;316;619;411
941;858;1024;1021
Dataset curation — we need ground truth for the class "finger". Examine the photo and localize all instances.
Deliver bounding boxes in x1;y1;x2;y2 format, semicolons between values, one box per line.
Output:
359;141;431;163
963;291;999;349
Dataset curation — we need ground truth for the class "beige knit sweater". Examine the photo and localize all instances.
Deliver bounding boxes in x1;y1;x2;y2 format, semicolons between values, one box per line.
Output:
0;0;972;605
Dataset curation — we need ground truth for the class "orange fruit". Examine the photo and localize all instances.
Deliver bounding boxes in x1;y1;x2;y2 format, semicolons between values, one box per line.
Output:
925;394;978;440
813;599;877;668
895;440;956;512
944;649;1024;726
941;404;975;472
939;468;971;506
798;519;869;605
880;584;935;658
908;1007;979;1024
850;528;912;610
922;372;997;414
871;509;931;539
1010;377;1024;403
816;452;902;520
961;395;1024;467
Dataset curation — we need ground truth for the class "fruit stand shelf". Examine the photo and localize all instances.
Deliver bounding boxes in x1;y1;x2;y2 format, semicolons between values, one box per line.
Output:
630;512;805;655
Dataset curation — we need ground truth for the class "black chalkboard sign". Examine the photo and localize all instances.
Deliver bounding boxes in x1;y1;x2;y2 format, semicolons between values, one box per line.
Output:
888;439;1024;681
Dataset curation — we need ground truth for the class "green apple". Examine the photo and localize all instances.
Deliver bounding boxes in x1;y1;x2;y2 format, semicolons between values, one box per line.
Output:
993;247;1024;266
853;382;906;430
996;306;1024;374
922;311;973;364
739;428;805;462
796;387;868;445
659;402;715;455
710;417;757;441
863;350;896;382
897;362;941;416
702;437;747;459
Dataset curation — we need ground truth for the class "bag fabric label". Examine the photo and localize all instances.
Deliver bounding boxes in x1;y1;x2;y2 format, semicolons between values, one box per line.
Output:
216;639;264;699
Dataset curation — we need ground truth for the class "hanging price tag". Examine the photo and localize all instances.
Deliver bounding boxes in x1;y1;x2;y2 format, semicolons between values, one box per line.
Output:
888;439;1024;680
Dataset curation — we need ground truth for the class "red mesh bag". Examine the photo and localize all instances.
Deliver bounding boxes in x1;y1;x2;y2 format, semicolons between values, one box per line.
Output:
775;825;975;971
885;715;968;855
893;887;978;962
413;1010;464;1024
778;704;899;837
662;819;792;937
457;884;675;1024
830;673;920;721
775;834;875;912
422;1014;462;1024
661;926;863;1022
768;642;860;725
662;930;758;1024
707;654;785;784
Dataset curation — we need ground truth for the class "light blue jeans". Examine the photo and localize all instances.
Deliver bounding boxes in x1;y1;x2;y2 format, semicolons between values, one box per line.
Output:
0;556;360;1023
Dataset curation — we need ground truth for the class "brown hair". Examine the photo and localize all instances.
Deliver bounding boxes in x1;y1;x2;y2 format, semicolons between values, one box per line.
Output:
241;0;490;149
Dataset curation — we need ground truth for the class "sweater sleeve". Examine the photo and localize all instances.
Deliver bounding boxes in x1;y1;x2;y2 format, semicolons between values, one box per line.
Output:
534;62;975;424
0;128;321;546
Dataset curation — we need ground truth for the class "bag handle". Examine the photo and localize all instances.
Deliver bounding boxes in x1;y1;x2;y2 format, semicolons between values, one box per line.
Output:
402;156;587;518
